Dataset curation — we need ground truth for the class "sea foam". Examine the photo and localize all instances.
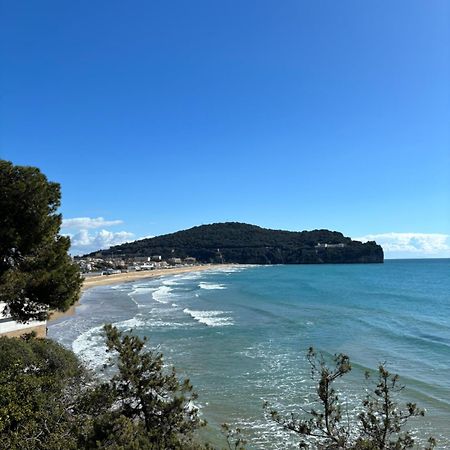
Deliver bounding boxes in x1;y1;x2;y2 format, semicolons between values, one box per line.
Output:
152;285;173;303
162;279;181;286
199;282;227;290
183;308;233;327
72;325;108;370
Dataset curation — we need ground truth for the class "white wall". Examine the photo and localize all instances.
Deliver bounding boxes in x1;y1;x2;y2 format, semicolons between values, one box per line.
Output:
0;302;47;335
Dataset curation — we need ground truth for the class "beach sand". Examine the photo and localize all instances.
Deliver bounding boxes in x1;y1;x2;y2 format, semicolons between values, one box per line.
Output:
1;324;48;338
48;264;235;323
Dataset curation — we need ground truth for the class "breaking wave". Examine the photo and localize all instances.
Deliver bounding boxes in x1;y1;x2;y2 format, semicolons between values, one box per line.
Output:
199;282;227;290
152;285;173;303
183;308;234;327
72;325;108;370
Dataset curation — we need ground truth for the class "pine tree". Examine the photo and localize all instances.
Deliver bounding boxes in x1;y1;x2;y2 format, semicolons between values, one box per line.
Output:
0;160;82;322
78;324;206;449
266;348;436;450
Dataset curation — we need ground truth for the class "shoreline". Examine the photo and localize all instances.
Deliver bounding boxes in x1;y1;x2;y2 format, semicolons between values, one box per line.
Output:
49;264;236;323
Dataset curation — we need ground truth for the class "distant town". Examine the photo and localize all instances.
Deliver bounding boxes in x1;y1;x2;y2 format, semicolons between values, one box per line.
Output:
75;254;199;276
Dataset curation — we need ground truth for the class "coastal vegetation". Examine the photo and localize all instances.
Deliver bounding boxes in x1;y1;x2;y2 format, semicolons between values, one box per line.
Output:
0;326;207;450
0;161;435;448
265;348;436;449
0;331;436;449
93;222;384;265
0;333;85;449
0;160;82;322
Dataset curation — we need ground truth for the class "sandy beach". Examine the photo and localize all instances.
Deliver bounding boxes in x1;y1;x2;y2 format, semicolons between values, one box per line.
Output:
49;264;235;322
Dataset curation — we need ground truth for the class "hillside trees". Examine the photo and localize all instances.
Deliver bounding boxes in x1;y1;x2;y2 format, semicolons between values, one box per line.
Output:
0;160;82;322
93;222;384;265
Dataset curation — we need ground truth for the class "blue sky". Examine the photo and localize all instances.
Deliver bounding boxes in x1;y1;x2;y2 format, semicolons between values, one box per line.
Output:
1;1;449;257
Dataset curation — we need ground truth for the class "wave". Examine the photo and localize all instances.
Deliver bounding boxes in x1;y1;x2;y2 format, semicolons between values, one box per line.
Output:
115;314;189;330
199;282;227;290
162;279;181;286
71;312;191;370
128;283;155;296
109;285;129;291
173;272;202;281
203;265;254;275
127;284;156;307
152;285;173;303
183;308;234;327
72;325;108;370
115;316;147;329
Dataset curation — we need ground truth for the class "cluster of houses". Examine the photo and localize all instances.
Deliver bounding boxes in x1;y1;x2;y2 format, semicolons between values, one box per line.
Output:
76;255;198;275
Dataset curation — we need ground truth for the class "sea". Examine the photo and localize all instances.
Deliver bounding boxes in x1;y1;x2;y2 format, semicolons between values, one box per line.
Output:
48;259;450;449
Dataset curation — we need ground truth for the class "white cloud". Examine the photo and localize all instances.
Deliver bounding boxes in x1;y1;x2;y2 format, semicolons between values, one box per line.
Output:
68;229;135;255
62;217;123;229
354;232;450;258
61;216;135;255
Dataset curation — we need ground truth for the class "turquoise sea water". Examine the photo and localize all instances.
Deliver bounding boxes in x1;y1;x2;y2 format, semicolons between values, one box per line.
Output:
49;260;450;448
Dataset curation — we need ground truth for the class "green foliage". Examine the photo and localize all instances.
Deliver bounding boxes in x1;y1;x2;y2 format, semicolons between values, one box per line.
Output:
0;160;82;322
355;366;436;450
0;333;438;450
266;348;435;450
221;423;247;450
77;324;206;449
0;336;86;450
0;326;208;450
94;222;384;264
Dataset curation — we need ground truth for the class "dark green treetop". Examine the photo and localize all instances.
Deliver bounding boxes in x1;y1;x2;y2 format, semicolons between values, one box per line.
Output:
0;326;209;450
0;335;86;450
77;324;207;449
0;160;82;322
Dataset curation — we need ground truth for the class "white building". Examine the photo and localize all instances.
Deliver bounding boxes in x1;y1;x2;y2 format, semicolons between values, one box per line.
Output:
315;243;346;249
0;302;47;337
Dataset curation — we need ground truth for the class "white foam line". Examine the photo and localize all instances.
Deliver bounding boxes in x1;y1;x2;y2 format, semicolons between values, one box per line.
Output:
183;308;234;327
128;286;155;298
152;285;173;303
115;316;147;329
172;272;202;281
199;282;227;290
162;279;181;286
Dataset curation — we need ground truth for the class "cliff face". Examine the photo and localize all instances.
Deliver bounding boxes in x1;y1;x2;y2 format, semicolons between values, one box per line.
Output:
91;222;384;264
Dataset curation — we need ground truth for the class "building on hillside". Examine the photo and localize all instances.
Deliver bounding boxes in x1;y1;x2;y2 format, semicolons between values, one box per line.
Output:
151;255;162;261
153;261;169;269
0;302;47;338
132;256;151;263
77;259;93;272
184;257;197;265
168;257;182;265
315;243;346;249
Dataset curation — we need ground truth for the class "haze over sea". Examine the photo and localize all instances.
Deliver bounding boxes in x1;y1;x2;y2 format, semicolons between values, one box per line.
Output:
49;260;450;449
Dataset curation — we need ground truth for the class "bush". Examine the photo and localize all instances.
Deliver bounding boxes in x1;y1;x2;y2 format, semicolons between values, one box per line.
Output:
265;348;436;450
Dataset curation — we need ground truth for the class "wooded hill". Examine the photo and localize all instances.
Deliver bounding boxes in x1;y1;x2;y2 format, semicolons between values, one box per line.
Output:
89;222;383;264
